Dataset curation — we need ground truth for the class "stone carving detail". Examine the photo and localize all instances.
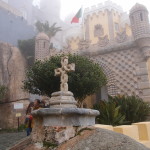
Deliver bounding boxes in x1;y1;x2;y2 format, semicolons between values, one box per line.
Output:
115;29;128;43
55;56;75;92
94;24;104;37
78;39;91;50
143;48;150;59
98;35;109;47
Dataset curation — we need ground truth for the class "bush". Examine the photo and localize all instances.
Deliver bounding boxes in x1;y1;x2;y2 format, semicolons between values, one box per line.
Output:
109;95;150;124
0;85;8;101
93;100;126;126
94;95;150;126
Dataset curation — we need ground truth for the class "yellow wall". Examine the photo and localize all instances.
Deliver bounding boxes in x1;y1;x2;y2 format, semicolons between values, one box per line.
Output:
112;10;121;37
88;11;109;45
69;37;80;51
68;9;132;51
125;24;132;36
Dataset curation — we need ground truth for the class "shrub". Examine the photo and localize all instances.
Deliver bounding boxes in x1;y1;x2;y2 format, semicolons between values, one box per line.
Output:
93;100;126;126
0;85;8;101
109;95;150;124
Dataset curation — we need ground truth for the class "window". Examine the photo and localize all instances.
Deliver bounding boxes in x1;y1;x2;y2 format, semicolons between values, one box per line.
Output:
115;23;119;31
140;13;143;21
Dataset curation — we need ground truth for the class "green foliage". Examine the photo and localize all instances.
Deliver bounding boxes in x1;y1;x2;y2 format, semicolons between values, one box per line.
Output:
0;84;8;101
43;141;58;149
18;38;35;66
76;127;93;136
94;95;150;126
35;21;62;39
109;95;150;124
93;100;126;126
23;54;107;107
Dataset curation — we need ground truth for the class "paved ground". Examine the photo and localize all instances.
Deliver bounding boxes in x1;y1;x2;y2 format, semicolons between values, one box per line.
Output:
0;132;26;150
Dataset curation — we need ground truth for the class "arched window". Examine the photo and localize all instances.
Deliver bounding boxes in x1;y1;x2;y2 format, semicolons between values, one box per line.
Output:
43;42;46;48
140;13;143;21
132;16;134;24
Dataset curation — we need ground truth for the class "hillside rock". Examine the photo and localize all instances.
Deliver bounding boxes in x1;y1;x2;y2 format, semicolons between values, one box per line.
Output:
57;127;150;150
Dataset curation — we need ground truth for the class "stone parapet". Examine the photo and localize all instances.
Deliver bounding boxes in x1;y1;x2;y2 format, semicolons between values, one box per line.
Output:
79;41;136;56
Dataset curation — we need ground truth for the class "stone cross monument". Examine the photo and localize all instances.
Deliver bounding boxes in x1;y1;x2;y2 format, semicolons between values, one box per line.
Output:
32;55;99;145
55;56;75;92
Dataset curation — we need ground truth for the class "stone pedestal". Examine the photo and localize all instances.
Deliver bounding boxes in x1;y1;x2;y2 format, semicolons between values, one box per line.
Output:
31;90;99;145
49;91;77;108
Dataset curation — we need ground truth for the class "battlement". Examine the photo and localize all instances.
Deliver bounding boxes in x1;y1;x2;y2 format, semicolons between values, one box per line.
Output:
0;0;23;17
84;0;123;15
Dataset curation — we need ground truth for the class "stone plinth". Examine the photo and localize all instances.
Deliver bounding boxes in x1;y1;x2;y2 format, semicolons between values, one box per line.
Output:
32;108;99;126
31;90;99;145
49;91;77;108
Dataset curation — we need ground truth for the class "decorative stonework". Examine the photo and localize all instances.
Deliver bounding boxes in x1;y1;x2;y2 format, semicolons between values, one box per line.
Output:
78;39;91;50
98;35;109;47
93;49;140;96
115;29;128;43
142;48;150;59
94;24;104;37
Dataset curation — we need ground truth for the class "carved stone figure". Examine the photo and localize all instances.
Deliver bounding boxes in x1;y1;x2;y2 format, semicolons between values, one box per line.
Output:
98;35;109;47
115;29;128;43
94;24;104;37
55;56;75;92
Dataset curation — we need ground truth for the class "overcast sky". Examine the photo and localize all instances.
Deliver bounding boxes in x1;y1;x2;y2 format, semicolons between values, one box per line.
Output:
33;0;150;20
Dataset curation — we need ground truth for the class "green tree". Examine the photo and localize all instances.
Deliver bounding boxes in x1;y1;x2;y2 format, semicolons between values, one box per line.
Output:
18;21;62;67
0;84;8;101
35;21;62;39
18;38;35;66
23;54;107;107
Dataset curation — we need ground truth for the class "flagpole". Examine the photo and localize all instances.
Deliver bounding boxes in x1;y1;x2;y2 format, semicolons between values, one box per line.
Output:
81;6;86;40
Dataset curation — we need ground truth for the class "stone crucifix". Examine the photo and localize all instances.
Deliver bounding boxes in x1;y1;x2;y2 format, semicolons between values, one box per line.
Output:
55;56;75;92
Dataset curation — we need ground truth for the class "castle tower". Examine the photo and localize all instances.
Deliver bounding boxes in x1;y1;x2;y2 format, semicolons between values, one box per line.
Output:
35;32;50;61
129;3;150;40
129;3;150;59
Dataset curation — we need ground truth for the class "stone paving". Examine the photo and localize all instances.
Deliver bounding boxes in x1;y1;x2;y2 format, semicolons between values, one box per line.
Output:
0;132;26;150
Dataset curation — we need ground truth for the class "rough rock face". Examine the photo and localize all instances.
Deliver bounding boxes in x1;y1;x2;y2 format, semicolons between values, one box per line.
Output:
0;42;29;128
0;42;28;100
57;127;150;150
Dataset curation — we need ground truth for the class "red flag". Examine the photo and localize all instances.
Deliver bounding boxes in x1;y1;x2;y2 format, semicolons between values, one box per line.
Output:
71;8;82;24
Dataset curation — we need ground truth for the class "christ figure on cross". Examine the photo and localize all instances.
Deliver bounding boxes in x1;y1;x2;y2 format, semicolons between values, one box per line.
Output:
55;56;75;92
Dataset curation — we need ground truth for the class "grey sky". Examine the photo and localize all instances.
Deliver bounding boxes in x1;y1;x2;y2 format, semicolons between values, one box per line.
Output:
33;0;150;20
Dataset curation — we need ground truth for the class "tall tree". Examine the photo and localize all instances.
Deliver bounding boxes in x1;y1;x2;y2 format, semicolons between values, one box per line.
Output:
35;21;62;39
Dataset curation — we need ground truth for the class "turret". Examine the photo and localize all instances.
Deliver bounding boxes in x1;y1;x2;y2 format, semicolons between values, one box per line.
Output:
129;3;150;59
35;32;50;61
